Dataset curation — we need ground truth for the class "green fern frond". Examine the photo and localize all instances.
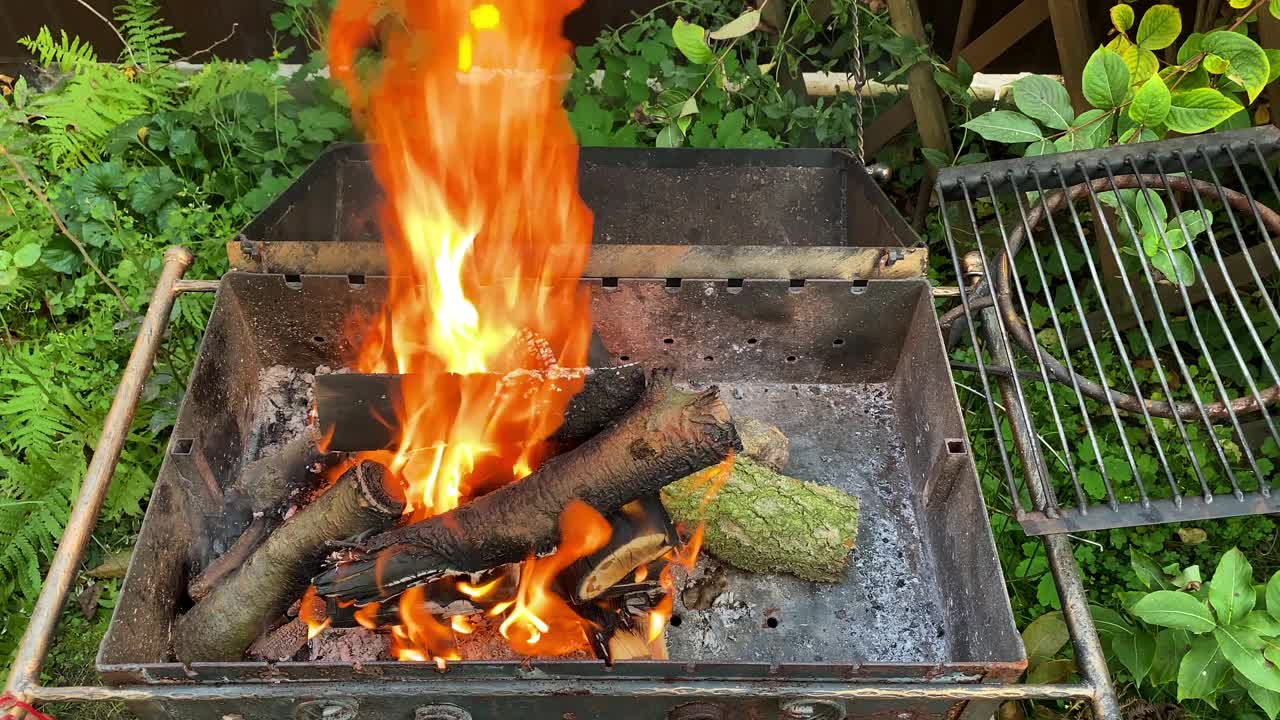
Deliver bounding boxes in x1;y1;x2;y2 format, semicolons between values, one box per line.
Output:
113;0;183;68
27;65;160;167
17;27;99;73
0;383;75;456
0;448;80;601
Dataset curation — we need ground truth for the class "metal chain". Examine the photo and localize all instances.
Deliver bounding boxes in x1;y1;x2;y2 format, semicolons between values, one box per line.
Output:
851;0;865;163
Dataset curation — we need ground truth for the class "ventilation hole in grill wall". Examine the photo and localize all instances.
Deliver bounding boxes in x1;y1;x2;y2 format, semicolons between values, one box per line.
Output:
663;338;674;345
832;338;845;346
788;279;805;290
172;438;194;455
766;616;779;628
946;438;967;455
747;338;758;345
704;355;714;361
602;277;619;288
850;280;868;295
619;355;631;362
347;274;366;287
665;278;682;289
727;278;744;288
284;274;303;288
785;356;797;363
670;615;683;628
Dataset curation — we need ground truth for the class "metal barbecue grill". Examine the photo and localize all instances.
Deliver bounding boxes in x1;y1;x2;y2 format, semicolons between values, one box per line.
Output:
12;126;1280;720
936;126;1280;536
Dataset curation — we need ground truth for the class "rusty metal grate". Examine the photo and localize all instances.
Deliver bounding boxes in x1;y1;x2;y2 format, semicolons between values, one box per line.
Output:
936;126;1280;535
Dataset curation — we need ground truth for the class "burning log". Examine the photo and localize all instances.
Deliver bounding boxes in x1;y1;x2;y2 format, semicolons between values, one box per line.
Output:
313;369;741;603
325;565;521;628
661;456;860;582
174;460;404;662
568;495;677;603
313;364;647;451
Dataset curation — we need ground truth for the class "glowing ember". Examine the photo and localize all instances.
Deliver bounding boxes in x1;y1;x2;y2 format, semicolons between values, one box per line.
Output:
299;586;331;640
499;501;611;654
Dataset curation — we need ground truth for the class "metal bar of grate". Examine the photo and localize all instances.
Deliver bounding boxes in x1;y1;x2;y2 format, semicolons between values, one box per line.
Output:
937;127;1280;535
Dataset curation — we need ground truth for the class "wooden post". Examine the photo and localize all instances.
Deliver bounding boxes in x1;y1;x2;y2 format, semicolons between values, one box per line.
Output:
1258;9;1280;127
885;0;954;159
1046;0;1093;113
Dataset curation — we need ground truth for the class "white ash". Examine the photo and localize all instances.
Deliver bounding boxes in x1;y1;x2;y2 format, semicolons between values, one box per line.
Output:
307;627;391;663
248;365;324;459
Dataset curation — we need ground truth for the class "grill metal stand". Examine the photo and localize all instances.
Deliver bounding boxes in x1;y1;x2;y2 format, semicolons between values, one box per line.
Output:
3;147;1129;720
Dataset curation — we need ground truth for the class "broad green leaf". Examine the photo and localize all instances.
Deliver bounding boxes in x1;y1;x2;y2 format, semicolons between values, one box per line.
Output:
1268;49;1280;83
1113;628;1157;687
1023;611;1070;662
672;19;715;64
1083;48;1131;108
1218;625;1280;692
1012;75;1074;130
1179;33;1205;64
1273;0;1280;19
655;124;683;148
1024;140;1055;157
1205;53;1230;75
961;110;1044;143
1211;548;1257;627
708;9;761;40
1167;88;1244;134
1179;634;1229;701
1058;109;1113;151
1152;249;1197;286
1241;674;1280;720
1241;611;1280;637
1091;604;1136;636
12;243;40;269
1134;189;1167;243
1202;31;1270;102
1267;572;1280;623
1111;4;1135;32
1151;629;1192;686
1171;209;1210;240
1233;0;1256;6
1129;75;1171;126
0;250;11;270
921;147;950;168
1162;228;1188;252
1027;658;1075;684
1109;36;1159;86
1133;548;1170;590
1174;564;1204;590
1137;5;1182;50
1131;591;1217;633
679;96;699;117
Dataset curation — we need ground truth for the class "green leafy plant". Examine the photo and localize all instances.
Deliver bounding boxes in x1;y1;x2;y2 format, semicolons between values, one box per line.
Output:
1096;547;1280;716
955;1;1280;290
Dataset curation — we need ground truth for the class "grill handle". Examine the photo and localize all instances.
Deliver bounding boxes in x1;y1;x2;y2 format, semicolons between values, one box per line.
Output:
3;247;205;709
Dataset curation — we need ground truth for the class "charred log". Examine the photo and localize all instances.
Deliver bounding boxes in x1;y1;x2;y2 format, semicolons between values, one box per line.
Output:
312;364;647;451
174;460;403;662
325;564;521;628
567;495;677;603
230;428;333;515
313;369;740;604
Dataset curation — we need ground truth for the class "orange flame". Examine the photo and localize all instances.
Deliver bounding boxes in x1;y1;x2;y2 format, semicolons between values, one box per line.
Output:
392;585;461;666
330;0;593;519
300;586;331;640
499;500;611;654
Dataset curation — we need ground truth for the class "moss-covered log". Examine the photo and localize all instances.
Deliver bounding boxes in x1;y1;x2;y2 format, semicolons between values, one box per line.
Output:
660;456;859;582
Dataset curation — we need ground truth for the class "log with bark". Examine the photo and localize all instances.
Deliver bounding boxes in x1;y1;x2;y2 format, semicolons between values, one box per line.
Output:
660;456;860;582
567;494;677;603
174;460;404;662
313;369;741;604
325;564;521;628
313;364;647;451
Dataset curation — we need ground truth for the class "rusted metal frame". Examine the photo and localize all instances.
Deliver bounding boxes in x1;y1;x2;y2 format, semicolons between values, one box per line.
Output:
863;0;1050;155
967;276;1122;720
1;248;207;708
29;680;1098;704
226;240;930;280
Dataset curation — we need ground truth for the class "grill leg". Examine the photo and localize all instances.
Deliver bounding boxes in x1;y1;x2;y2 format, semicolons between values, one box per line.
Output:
977;303;1123;720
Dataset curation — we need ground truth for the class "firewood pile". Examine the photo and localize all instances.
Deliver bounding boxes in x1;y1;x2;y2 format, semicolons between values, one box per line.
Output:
172;365;860;666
